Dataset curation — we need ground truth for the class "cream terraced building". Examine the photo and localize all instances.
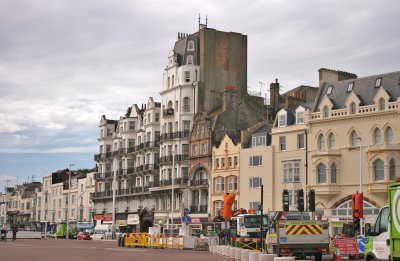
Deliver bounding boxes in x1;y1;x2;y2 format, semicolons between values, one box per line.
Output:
240;69;399;236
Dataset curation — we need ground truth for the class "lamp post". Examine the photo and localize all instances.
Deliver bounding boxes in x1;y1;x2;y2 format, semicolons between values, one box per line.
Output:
66;163;74;239
356;137;363;232
112;161;117;239
355;137;362;193
170;150;175;246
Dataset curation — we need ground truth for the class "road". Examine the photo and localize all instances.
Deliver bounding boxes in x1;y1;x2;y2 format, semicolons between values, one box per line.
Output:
0;239;227;261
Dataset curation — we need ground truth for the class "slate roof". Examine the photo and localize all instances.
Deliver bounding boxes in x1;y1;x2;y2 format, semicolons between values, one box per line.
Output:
173;33;200;66
313;71;400;111
253;124;273;134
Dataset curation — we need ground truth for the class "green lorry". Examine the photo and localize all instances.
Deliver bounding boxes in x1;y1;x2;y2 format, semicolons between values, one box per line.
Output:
48;224;76;239
364;180;400;261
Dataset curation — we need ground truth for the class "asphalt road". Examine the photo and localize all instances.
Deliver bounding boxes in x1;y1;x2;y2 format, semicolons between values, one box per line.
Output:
0;239;227;261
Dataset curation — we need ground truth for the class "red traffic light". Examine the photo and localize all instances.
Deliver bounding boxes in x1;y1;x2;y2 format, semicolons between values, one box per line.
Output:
353;211;360;218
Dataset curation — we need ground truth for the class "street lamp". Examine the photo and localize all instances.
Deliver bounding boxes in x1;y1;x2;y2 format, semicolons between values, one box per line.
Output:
355;137;362;193
355;137;363;233
66;163;74;239
170;149;175;246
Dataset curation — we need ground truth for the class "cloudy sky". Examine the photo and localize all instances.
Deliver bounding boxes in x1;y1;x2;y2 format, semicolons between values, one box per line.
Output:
0;0;399;188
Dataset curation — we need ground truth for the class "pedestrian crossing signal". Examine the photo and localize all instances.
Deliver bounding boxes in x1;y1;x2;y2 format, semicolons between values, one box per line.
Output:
353;210;361;234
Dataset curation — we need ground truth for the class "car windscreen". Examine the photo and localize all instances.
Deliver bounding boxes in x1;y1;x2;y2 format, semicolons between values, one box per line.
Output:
244;216;268;228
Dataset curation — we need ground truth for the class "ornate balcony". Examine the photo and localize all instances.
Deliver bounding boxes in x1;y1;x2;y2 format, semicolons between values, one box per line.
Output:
189;205;208;213
190;179;209;187
163;108;174;117
160;154;189;164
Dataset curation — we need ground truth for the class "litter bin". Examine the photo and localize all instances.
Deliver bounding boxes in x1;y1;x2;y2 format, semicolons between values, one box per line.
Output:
117;235;122;247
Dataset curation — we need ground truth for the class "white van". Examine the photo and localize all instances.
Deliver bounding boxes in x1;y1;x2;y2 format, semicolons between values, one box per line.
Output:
92;224;121;240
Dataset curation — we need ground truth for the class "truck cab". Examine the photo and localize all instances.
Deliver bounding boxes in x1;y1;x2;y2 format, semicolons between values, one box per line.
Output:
365;205;390;261
232;214;269;238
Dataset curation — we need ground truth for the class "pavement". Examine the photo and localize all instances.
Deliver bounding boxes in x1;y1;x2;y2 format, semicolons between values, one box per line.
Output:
0;239;227;261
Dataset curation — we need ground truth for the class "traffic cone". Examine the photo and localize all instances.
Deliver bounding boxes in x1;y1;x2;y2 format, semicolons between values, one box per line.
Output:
333;247;342;261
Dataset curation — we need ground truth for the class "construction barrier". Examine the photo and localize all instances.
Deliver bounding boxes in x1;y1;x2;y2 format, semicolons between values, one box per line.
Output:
123;233;183;249
231;238;259;250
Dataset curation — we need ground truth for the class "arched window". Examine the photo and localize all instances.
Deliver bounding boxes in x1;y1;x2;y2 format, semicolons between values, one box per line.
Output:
317;163;326;184
319;134;325;151
374;128;381;144
350;102;356;114
351;131;360;146
187;55;193;65
390;159;396;181
379;98;385;110
386;127;393;144
167;101;173;109
331;163;337;183
187;40;195;50
374;159;384;181
328;133;335;149
323;106;329;118
183;97;190;112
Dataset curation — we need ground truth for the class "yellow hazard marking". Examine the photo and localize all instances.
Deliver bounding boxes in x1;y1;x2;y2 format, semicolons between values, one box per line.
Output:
285;224;322;235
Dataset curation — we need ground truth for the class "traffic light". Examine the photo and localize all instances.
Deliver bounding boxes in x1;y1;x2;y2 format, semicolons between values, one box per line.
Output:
282;190;289;212
352;193;364;219
353;210;361;234
297;189;304;212
308;189;315;212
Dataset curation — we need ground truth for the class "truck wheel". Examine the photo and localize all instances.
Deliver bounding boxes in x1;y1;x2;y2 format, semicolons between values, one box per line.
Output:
315;252;322;261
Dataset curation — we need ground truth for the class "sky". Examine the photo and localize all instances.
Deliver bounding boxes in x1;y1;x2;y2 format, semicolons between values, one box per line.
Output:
0;0;399;189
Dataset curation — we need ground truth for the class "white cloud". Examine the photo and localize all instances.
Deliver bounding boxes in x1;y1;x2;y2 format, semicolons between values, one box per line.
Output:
0;0;399;157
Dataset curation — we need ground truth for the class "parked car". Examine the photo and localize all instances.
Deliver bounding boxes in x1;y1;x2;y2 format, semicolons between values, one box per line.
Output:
76;232;91;240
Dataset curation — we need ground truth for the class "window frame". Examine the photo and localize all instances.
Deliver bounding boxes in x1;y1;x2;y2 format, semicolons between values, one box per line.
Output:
298;133;305;149
331;163;337;183
249;177;262;188
328;133;335;149
283;160;301;183
386;127;393;144
375;77;382;88
347;82;354;92
317;163;327;184
296;111;304;125
374;159;385;181
327;86;333;95
249;155;263;167
279;136;286;151
183;97;191;112
350;102;356;114
374;128;382;145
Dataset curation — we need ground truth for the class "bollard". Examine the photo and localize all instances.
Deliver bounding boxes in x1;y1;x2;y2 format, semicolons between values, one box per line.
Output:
273;257;295;261
217;245;222;255
229;247;236;259
241;249;251;261
235;248;242;261
249;252;260;261
223;246;229;257
259;253;277;261
209;245;214;253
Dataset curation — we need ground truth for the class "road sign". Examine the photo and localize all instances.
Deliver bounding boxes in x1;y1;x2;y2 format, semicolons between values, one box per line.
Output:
334;238;358;255
181;216;190;223
357;236;367;253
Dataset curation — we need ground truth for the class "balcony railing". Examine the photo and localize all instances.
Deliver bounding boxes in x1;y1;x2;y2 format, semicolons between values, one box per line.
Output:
163;108;174;117
189;205;208;213
91;186;152;199
150;177;188;188
160;131;190;141
190;179;209;186
159;154;189;164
